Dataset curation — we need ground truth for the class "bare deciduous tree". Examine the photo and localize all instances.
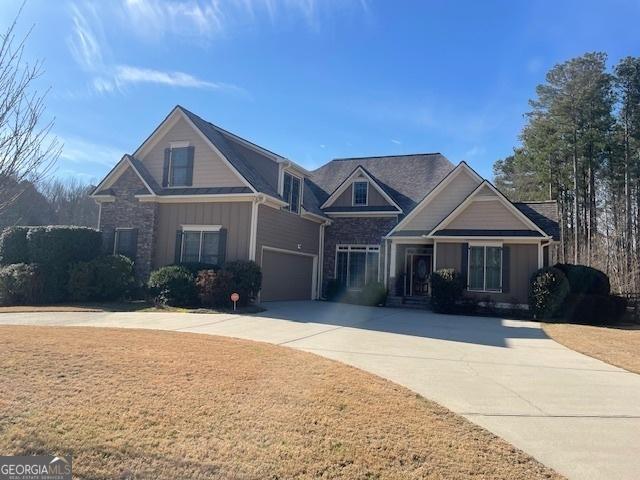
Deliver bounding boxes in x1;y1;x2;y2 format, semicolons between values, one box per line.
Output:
0;4;60;216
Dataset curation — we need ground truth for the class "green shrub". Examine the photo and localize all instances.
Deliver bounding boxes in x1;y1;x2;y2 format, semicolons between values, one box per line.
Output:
528;267;570;319
27;226;102;303
563;294;627;325
148;266;198;307
554;263;610;296
68;255;135;302
0;263;44;305
196;269;235;308
0;227;29;265
325;279;346;302
176;262;220;277
430;269;464;313
359;282;387;306
220;261;261;306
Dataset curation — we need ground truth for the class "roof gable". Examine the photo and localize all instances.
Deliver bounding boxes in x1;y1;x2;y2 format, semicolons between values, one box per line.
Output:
320;166;402;211
91;155;155;196
428;180;549;238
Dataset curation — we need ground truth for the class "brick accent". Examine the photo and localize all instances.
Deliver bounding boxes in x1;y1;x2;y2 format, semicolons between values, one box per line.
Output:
322;216;397;292
99;167;157;279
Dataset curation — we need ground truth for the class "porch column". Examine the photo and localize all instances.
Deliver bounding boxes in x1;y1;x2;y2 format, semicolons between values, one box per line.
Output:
433;240;438;272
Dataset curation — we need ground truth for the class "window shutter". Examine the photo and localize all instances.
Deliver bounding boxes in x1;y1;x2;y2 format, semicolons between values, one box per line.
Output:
104;228;115;255
129;228;138;261
460;243;469;288
217;229;227;266
174;230;183;263
162;148;170;187
185;146;195;186
502;246;510;293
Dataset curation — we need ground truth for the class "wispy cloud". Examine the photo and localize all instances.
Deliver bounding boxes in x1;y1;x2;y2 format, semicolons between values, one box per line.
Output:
59;135;126;168
67;2;243;95
391;138;401;145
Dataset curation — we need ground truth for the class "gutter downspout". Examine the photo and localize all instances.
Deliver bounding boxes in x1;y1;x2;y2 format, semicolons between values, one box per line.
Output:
249;194;266;262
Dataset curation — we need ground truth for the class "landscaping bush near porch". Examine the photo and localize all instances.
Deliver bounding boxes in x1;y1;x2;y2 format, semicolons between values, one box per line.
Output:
430;269;464;313
68;255;135;302
324;280;388;306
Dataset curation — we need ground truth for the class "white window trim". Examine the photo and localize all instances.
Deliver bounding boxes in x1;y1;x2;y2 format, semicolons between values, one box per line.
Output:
180;225;222;263
113;227;135;255
283;171;302;215
467;244;503;293
352;180;369;206
335;244;380;291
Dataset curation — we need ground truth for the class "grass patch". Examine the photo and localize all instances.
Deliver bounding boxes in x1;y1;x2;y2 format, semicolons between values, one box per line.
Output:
0;326;561;479
544;322;640;374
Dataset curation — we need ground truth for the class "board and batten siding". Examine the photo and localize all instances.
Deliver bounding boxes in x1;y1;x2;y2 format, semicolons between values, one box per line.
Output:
436;242;538;304
152;202;252;268
332;183;391;207
447;199;530;230
139;116;245;188
255;204;320;263
400;168;481;232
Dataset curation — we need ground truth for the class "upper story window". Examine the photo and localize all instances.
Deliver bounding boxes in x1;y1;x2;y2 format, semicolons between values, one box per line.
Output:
352;181;368;206
163;145;194;187
283;171;301;214
468;245;502;292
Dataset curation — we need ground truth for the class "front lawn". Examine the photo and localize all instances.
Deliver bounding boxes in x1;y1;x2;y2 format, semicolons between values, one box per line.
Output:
544;322;640;374
0;326;561;479
0;301;264;314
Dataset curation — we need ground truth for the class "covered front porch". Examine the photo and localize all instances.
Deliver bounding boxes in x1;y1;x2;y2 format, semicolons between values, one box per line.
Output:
385;236;435;299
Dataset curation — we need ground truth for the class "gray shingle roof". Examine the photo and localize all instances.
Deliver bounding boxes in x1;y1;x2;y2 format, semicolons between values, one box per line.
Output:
324;205;401;213
514;201;560;240
432;229;543;237
310;154;454;214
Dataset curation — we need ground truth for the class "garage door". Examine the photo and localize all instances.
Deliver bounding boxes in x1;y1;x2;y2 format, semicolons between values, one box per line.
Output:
261;249;315;301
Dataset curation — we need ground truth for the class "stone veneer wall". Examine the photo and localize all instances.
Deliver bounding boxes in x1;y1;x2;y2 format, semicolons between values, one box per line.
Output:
322;216;397;293
99;167;158;279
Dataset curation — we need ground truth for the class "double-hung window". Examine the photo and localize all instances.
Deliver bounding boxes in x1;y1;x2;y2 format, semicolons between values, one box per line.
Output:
180;226;223;265
335;245;379;290
468;245;502;292
114;228;137;260
283;171;301;214
169;147;190;186
352;181;368;206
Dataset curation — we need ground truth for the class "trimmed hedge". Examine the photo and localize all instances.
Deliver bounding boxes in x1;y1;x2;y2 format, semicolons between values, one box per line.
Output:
68;255;135;302
196;269;234;307
528;267;570;319
0;263;44;305
0;227;29;265
554;263;610;296
563;294;627;325
148;266;198;307
430;269;464;313
221;261;261;307
326;279;347;302
359;282;387;306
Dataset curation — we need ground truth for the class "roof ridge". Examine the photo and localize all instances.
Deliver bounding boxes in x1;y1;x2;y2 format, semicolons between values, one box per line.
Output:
331;152;442;161
514;200;557;204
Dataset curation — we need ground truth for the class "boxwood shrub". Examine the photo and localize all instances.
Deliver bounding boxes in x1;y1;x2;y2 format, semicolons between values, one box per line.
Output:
563;293;627;325
148;266;198;307
220;260;261;306
528;267;570;319
359;282;387;306
325;279;347;302
0;227;29;265
430;269;464;313
68;255;135;302
554;263;610;296
0;263;44;305
196;269;235;307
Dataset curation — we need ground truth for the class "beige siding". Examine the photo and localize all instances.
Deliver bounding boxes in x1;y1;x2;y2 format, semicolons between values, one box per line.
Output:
139;116;245;188
401;168;481;231
261;250;314;301
434;241;539;304
256;205;320;263
332;182;392;207
152;202;252;268
447;199;529;230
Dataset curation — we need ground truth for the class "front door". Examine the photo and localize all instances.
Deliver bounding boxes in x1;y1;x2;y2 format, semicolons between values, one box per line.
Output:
410;254;431;296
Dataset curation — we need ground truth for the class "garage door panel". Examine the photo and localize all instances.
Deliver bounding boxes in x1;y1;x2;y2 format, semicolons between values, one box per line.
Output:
261;250;314;301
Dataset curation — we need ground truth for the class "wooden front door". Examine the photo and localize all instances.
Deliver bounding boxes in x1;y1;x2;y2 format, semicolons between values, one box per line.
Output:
410;254;431;296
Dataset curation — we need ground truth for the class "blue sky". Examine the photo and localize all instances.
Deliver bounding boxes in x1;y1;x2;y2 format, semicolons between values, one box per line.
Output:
2;0;639;184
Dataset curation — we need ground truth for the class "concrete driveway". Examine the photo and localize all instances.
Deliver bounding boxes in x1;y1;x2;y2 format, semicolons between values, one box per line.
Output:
1;301;639;480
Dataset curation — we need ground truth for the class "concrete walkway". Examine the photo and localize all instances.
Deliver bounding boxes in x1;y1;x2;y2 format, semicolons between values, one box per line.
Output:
1;301;639;480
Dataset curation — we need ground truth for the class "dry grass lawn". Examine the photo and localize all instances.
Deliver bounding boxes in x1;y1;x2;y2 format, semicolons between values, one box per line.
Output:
0;326;561;480
545;322;640;374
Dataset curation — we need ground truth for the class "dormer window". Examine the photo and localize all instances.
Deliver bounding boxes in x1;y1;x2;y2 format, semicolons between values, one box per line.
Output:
283;171;301;214
163;144;194;187
353;181;368;206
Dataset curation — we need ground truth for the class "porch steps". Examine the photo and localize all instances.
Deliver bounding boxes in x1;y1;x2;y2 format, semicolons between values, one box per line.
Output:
386;296;431;310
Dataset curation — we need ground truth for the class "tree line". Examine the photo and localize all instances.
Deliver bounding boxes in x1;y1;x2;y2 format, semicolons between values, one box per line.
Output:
494;52;640;293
